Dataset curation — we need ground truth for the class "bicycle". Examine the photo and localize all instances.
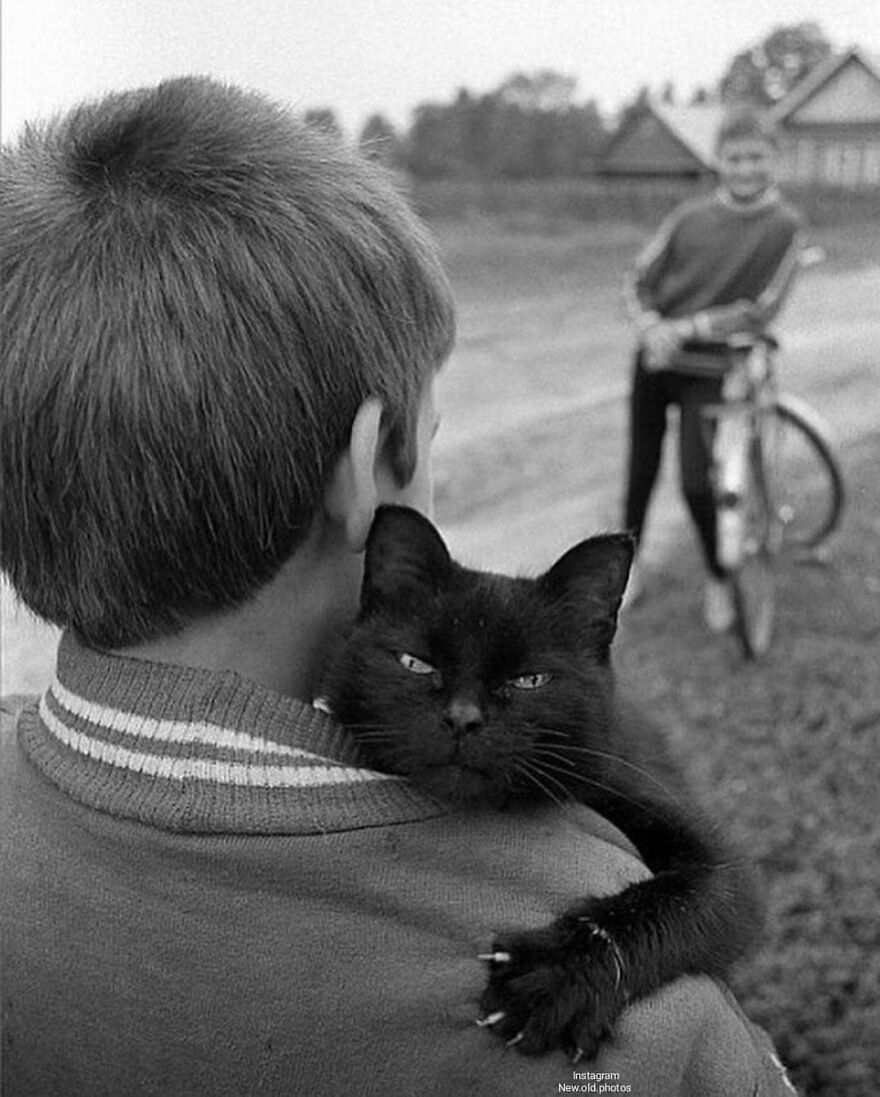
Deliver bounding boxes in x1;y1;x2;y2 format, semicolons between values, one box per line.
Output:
701;332;845;659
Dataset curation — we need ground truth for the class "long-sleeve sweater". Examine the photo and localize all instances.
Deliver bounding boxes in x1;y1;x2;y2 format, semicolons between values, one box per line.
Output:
1;632;798;1096
623;187;805;372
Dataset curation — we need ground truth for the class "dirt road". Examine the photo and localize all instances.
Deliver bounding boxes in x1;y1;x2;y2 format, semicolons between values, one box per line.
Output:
435;241;880;574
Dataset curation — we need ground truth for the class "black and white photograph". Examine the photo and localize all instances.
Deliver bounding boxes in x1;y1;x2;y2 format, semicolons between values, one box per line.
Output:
2;2;878;1094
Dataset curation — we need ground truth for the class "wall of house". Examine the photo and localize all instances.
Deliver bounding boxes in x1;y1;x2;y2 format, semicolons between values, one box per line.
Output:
776;59;880;187
778;123;880;186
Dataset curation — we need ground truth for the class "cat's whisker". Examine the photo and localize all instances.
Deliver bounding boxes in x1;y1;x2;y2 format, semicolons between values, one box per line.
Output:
511;761;570;811
341;726;407;743
529;727;576;739
528;748;577;768
532;735;687;804
524;753;653;809
512;760;576;811
534;737;660;774
338;722;401;732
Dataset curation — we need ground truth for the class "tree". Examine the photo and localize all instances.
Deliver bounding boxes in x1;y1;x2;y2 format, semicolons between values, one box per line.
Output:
358;113;403;167
496;70;577;113
720;22;834;106
402;70;608;180
302;108;342;137
489;72;606;178
405;101;466;179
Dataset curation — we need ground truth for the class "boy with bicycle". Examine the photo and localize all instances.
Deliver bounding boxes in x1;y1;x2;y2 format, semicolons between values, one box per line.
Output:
622;108;805;629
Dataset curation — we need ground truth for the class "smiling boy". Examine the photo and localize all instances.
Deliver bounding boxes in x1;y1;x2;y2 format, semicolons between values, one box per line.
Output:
621;109;805;626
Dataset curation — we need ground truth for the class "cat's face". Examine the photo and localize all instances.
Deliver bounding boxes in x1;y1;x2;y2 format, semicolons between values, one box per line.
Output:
330;506;633;806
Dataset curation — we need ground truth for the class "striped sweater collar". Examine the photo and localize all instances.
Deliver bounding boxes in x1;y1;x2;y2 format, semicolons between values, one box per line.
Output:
715;184;782;214
19;632;445;834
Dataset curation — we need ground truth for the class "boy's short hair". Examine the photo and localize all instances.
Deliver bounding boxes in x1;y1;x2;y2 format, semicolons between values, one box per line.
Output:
0;77;455;649
715;107;778;151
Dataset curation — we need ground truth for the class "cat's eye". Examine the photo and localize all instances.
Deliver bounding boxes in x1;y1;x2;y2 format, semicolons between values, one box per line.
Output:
508;672;553;691
398;652;437;676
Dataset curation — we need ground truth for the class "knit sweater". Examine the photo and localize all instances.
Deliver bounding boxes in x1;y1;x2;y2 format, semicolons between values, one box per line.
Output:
624;187;805;373
1;632;798;1096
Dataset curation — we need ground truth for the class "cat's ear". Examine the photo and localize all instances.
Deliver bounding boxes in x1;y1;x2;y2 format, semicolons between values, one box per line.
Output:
540;533;635;649
361;505;452;612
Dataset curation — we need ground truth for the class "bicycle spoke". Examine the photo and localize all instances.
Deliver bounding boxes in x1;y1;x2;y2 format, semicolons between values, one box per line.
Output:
764;399;844;550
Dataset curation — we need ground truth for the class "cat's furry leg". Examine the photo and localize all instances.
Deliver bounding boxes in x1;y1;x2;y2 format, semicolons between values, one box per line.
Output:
477;800;762;1058
477;919;628;1059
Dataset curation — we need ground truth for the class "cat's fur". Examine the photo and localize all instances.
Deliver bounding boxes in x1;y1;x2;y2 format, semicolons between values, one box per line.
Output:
327;505;762;1060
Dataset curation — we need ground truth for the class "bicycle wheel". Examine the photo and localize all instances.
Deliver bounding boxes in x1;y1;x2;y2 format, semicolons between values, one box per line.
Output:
764;395;845;550
729;438;776;659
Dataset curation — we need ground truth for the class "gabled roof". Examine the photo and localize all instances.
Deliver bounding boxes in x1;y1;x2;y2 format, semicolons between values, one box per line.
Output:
767;45;880;124
601;98;723;173
649;100;725;170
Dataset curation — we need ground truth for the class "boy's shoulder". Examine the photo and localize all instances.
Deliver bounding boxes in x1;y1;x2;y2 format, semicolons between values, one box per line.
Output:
775;192;807;231
656;191;732;241
669;189;722;223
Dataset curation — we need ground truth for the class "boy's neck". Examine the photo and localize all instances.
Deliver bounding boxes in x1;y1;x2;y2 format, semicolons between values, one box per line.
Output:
117;527;362;701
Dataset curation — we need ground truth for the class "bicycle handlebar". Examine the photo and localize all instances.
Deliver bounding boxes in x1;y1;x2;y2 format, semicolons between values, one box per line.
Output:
680;332;779;354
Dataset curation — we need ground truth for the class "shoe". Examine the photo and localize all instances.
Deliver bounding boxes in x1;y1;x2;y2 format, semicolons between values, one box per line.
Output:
704;577;735;633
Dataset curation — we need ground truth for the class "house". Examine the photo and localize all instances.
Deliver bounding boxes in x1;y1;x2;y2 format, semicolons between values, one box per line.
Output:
767;46;880;186
598;99;724;178
600;45;880;188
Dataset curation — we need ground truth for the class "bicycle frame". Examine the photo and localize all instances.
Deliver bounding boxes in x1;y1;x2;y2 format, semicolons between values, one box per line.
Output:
702;336;782;570
697;331;844;657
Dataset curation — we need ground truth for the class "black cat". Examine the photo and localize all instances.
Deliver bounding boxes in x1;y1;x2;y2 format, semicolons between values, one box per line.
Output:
327;505;762;1061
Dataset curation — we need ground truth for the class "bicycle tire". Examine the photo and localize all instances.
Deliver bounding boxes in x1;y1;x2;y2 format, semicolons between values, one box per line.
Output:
731;550;776;658
766;395;845;550
729;436;776;659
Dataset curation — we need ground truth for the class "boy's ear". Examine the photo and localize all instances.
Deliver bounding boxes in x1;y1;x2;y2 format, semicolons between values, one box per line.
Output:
539;533;635;651
323;397;385;551
362;505;452;613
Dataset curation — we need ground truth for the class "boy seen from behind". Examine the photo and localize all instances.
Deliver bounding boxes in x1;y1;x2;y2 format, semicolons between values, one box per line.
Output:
1;79;797;1096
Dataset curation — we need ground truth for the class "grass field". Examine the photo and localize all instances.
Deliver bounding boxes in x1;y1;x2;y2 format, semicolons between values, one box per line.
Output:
2;210;879;1095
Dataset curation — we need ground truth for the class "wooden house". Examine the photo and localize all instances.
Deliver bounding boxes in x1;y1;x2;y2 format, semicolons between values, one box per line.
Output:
598;100;723;178
767;46;880;187
600;45;880;188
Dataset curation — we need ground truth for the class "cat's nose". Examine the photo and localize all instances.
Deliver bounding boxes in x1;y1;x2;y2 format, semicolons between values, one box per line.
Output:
443;698;483;736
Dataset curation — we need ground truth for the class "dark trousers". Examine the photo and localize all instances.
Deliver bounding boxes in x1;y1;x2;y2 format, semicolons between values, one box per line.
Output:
623;354;725;578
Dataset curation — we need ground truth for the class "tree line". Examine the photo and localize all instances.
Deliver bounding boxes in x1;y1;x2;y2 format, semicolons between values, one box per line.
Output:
303;22;833;179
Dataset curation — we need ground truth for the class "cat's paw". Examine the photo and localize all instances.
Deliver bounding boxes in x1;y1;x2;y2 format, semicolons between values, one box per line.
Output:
476;922;626;1059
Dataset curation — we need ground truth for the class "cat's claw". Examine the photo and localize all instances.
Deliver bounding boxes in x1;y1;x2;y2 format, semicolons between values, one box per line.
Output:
477;951;512;964
572;1047;585;1064
505;1032;525;1049
475;1010;506;1028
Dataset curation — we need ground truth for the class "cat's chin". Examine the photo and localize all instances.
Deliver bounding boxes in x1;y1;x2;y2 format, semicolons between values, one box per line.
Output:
413;764;509;809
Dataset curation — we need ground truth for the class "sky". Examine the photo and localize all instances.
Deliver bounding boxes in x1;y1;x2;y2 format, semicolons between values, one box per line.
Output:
2;0;878;140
